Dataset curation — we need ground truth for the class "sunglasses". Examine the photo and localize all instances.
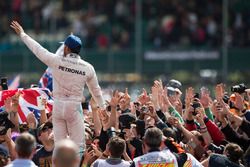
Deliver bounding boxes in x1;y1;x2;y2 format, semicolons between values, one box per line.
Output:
41;126;53;133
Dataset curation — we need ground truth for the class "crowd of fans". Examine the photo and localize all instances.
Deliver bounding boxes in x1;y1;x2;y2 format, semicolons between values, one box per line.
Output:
0;79;250;167
1;0;250;49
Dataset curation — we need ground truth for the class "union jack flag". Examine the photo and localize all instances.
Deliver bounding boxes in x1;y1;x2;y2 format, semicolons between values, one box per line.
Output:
0;88;53;123
38;68;53;92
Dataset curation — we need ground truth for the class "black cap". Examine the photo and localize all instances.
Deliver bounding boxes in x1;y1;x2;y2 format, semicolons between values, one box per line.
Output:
119;113;136;129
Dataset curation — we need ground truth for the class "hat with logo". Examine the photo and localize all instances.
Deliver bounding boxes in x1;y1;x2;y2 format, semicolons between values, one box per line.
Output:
60;35;82;53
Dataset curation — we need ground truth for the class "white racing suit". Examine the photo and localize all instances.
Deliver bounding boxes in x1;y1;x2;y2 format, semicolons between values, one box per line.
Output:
20;32;105;154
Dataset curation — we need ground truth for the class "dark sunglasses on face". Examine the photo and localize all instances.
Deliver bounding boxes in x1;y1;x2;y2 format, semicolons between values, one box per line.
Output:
41;126;52;133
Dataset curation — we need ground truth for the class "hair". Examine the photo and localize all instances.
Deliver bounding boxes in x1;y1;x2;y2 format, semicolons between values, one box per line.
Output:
70;46;81;54
15;132;36;158
108;137;126;158
0;157;8;167
224;143;244;164
162;127;177;141
52;139;79;167
144;127;163;149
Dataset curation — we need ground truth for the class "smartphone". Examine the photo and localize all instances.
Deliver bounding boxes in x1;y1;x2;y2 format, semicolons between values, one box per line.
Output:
193;93;200;99
37;96;45;110
141;106;148;113
0;77;8;90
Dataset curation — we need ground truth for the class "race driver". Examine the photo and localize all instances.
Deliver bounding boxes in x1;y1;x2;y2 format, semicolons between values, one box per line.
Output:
10;21;105;155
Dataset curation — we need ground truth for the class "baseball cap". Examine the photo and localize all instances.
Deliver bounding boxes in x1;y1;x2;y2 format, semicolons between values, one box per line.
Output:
37;122;53;136
167;79;182;90
60;35;82;53
119;113;136;129
167;79;182;95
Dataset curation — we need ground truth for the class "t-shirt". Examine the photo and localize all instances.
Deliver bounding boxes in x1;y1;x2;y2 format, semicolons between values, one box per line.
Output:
132;149;178;167
93;158;131;167
186;153;203;167
209;153;244;167
32;146;53;167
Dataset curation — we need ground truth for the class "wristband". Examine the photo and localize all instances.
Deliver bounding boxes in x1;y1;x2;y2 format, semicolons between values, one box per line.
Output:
203;117;209;123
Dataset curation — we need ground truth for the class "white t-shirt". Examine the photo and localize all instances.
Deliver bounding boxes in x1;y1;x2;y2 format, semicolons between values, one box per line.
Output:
93;158;131;167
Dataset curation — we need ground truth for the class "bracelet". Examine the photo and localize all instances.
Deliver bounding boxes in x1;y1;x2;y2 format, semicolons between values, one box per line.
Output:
200;129;208;133
203;117;209;123
200;126;207;130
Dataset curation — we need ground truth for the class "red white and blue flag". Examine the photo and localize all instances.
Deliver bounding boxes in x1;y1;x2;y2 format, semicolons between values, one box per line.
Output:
0;88;53;123
8;75;21;90
38;68;53;92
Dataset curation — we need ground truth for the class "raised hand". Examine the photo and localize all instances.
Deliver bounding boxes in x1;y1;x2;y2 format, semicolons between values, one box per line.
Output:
123;88;131;106
98;109;110;130
4;97;12;113
200;87;212;109
234;93;244;111
26;112;37;129
137;88;150;105
185;87;194;107
82;149;96;166
10;21;24;36
107;90;120;108
11;92;21;112
215;83;225;101
151;85;159;109
162;87;172;109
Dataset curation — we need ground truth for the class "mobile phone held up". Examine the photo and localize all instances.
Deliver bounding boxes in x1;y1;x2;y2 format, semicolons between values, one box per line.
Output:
37;96;45;110
0;77;8;90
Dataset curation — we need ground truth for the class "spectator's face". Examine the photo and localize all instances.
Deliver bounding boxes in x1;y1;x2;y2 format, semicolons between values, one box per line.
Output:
93;139;99;148
119;97;128;109
144;115;155;128
118;92;130;109
39;126;54;143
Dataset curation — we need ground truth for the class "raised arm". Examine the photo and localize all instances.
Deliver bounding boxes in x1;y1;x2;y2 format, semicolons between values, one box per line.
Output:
10;21;57;67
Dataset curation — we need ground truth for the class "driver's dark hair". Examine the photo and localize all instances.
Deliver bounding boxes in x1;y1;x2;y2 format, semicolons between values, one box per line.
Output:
70;46;81;54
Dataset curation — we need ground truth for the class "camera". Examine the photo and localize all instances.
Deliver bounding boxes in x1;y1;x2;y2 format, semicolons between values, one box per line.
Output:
207;143;224;154
191;99;200;116
141;106;148;113
107;127;117;138
193;93;200;99
106;105;111;112
0;77;8;90
231;83;247;94
0;111;15;135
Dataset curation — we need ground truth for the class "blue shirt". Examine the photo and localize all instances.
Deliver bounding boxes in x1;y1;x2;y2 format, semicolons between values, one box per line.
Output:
6;159;38;167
